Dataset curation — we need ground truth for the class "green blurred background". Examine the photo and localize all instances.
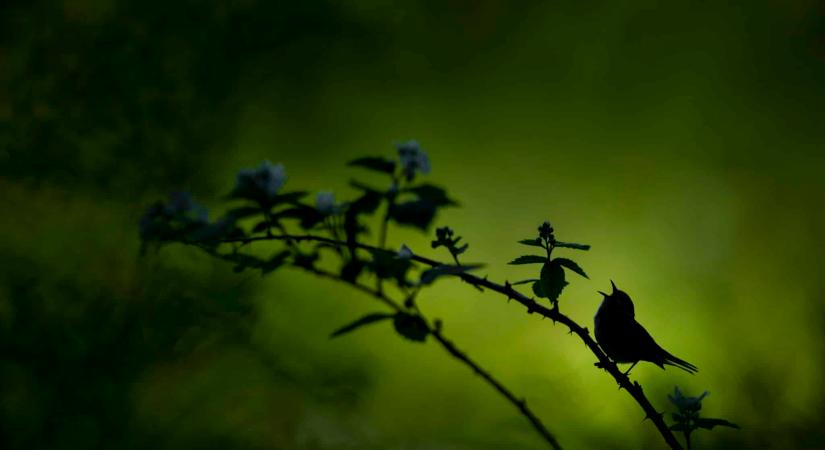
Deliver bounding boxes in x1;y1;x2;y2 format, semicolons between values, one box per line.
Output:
2;1;824;449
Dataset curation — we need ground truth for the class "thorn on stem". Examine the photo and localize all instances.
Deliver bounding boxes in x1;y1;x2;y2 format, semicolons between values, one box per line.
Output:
643;411;664;423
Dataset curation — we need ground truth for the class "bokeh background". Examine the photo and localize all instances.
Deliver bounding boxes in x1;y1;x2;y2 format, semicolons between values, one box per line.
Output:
2;1;824;449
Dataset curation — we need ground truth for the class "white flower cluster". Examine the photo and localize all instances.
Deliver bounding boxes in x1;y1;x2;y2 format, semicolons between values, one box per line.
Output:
234;160;287;201
396;140;431;180
315;191;339;215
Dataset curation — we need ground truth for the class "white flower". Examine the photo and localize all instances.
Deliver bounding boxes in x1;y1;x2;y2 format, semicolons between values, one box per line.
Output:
234;160;287;200
397;140;431;179
315;191;337;214
396;244;413;259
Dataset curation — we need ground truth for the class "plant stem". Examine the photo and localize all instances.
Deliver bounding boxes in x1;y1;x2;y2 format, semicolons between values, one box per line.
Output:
214;233;684;450
431;328;562;450
303;266;562;450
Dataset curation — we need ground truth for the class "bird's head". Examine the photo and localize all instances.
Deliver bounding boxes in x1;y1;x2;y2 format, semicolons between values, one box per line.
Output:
598;280;635;318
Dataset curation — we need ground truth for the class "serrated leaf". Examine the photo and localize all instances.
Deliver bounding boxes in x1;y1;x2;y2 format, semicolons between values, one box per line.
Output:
508;255;547;265
694;418;740;430
389;199;437;230
348;156;396;174
540;261;567;303
420;264;484;285
330;313;393;338
554;241;591;251
517;238;544;248
554;257;588;279
405;184;457;207
393;313;429;342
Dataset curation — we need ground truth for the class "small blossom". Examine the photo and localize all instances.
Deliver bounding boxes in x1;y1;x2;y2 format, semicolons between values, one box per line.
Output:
397;244;413;259
538;221;554;240
315;191;338;215
397;140;431;180
139;191;209;242
668;386;709;413
235;160;287;201
163;191;208;222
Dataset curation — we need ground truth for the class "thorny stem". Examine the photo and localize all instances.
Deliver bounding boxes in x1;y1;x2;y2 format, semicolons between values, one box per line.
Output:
302;265;562;450
378;176;399;250
376;176;399;294
213;232;684;450
430;328;562;449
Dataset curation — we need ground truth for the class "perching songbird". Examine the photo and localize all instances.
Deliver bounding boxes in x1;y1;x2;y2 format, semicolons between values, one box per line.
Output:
594;281;697;375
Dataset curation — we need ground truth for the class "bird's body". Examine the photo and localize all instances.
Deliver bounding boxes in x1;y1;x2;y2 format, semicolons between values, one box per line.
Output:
594;282;697;374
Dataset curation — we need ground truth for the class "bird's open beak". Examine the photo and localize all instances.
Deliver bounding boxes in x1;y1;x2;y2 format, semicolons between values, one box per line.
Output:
610;280;617;293
598;291;608;297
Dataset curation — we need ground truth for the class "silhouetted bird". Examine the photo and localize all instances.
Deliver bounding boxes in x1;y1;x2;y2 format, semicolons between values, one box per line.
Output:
594;281;697;375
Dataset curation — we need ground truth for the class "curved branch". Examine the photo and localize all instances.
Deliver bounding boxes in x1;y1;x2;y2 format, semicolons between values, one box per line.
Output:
215;233;683;450
301;265;563;450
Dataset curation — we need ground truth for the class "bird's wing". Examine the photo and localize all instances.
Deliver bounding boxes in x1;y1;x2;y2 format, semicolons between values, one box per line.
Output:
629;319;698;373
628;319;664;366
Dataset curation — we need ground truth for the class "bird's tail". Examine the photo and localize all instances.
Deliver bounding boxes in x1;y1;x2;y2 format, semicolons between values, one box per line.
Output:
662;351;698;374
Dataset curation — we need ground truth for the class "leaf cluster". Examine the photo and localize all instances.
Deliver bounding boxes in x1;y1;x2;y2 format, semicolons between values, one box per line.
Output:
509;221;590;306
667;387;739;447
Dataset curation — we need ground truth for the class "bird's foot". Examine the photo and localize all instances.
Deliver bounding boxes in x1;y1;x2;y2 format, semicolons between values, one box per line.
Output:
622;361;638;377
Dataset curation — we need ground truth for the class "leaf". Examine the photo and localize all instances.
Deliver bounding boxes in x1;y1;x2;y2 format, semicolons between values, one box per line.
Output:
554;241;591;251
393;313;429;342
348;156;396;175
225;206;263;220
344;189;384;249
330;313;393;338
389;199;437;230
260;250;291;274
223;253;266;273
554;257;588;279
186;219;241;244
669;423;687;431
518;238;544;248
367;249;412;285
694;418;740;430
532;280;545;298
276;206;326;228
540;261;567;303
405;184;457;207
511;279;539;286
293;251;319;269
270;191;308;205
508;255;547;265
340;258;365;282
420;264;484;285
349;189;384;214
